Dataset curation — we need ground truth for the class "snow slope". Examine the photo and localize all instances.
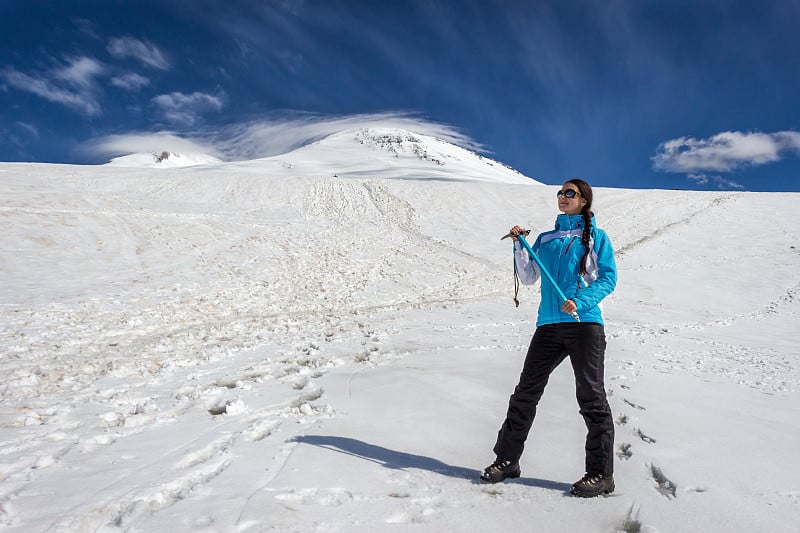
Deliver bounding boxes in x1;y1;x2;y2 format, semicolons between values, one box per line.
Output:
0;129;798;532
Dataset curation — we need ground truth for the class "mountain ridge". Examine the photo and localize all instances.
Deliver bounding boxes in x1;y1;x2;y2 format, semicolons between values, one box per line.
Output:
103;126;539;185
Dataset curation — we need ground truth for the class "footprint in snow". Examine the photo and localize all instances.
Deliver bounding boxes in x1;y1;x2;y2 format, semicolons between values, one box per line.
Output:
242;418;281;442
617;504;647;533
649;463;677;499
635;428;656;444
623;398;646;411
617;442;633;460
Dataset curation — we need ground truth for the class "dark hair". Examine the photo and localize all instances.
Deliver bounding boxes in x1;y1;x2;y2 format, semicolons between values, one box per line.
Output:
565;178;593;275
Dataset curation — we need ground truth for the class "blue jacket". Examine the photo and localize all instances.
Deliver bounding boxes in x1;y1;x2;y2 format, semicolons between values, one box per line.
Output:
514;213;617;326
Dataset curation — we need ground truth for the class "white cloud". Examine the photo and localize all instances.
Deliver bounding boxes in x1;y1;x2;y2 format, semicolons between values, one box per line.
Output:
653;130;800;173
111;72;150;91
107;37;169;70
54;56;104;88
1;56;104;115
151;91;225;125
79;131;221;161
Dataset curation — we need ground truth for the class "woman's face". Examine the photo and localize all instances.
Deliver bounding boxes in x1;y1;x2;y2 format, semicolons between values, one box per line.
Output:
557;183;588;215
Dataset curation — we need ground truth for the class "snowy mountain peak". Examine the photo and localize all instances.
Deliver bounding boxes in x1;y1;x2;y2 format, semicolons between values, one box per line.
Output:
106;150;223;168
351;128;448;165
96;125;536;184
259;126;537;184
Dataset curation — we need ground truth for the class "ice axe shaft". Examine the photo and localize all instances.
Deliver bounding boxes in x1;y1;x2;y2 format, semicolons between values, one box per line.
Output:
513;232;581;322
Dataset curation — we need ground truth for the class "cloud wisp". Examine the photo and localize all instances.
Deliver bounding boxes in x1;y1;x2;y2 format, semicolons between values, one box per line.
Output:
1;57;105;115
653;130;800;173
687;173;745;190
151;91;225;126
111;72;150;91
54;56;104;88
107;37;170;70
2;36;167;115
16;122;40;139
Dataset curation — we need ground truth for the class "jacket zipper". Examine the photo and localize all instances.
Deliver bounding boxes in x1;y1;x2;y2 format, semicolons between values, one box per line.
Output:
564;236;577;254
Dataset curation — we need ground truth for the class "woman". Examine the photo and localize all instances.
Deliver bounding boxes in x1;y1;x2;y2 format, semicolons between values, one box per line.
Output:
481;178;617;498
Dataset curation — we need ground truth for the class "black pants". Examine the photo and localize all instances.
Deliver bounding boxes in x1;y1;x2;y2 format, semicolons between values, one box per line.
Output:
493;322;614;476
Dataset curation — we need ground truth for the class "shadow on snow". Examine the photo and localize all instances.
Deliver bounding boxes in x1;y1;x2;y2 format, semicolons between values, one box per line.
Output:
293;435;571;493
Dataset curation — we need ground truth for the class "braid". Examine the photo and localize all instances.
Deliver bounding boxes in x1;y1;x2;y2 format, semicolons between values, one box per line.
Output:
565;177;594;276
579;210;592;276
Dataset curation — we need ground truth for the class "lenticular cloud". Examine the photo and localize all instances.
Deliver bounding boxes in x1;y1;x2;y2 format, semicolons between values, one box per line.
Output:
212;113;484;161
81;113;483;163
81;131;221;161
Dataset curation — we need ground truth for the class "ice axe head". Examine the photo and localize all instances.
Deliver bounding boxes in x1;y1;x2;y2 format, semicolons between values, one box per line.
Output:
500;229;531;240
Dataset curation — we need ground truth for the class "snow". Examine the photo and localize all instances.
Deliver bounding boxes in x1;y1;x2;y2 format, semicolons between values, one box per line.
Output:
1;128;798;532
107;151;223;168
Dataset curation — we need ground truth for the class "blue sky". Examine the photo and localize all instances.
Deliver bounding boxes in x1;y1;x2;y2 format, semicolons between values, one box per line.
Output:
1;0;799;191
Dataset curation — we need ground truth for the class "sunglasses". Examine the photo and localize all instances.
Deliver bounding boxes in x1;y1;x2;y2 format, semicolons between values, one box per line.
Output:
557;189;581;199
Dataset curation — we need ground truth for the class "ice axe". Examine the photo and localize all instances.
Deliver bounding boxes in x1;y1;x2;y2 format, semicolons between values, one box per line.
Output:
502;230;581;322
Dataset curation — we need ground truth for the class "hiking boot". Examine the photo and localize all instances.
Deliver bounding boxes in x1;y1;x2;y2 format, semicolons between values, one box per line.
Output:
480;458;521;483
571;473;615;497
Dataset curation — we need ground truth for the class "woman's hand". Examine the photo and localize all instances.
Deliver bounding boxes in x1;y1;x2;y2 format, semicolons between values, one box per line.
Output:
509;225;523;241
561;299;578;315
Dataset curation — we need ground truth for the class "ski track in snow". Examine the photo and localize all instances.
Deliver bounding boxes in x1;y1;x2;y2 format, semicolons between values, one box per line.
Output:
1;148;799;531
